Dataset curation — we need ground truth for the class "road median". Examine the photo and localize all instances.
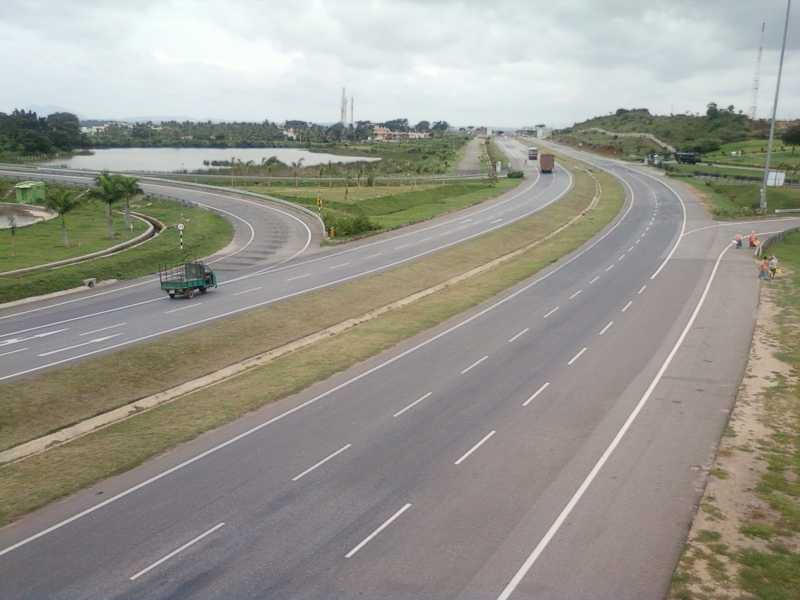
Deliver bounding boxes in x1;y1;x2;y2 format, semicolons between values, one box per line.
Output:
0;155;624;526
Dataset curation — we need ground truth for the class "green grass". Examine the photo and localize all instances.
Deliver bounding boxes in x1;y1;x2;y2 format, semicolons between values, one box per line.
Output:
248;179;520;237
705;139;800;170
0;157;624;525
0;196;233;303
0;200;147;272
674;178;800;219
555;130;664;160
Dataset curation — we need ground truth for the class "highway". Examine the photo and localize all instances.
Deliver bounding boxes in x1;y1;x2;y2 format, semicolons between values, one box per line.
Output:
0;160;570;381
1;140;799;599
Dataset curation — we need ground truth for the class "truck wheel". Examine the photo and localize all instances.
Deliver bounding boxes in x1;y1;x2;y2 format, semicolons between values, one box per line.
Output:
168;292;175;299
199;286;207;294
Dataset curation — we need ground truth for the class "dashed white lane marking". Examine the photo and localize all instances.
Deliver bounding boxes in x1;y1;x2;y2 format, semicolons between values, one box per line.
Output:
366;252;383;259
461;218;474;223
605;265;614;272
618;255;625;262
589;276;600;285
638;285;647;295
454;430;497;465
394;243;411;250
543;306;559;319
567;347;587;366
393;392;433;418
568;290;582;300
628;246;634;252
461;355;489;375
345;503;412;558
621;300;633;313
165;303;204;315
329;262;351;270
496;229;731;600
635;239;641;245
0;328;70;347
598;321;614;336
234;286;263;296
287;273;311;282
79;322;126;337
37;333;123;358
291;444;352;482
523;382;550;407
0;347;28;358
491;218;504;224
129;522;225;581
508;328;530;343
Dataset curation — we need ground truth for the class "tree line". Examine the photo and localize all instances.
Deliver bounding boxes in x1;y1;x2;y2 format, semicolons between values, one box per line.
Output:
0;110;84;155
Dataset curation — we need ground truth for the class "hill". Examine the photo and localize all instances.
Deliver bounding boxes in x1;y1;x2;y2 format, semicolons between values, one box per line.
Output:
557;105;769;154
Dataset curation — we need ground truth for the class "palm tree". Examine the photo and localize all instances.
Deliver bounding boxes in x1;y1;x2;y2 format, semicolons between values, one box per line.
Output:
44;188;83;246
90;171;124;239
291;158;304;189
116;175;143;229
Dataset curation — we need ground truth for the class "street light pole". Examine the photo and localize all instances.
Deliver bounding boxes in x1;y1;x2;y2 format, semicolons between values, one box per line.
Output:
760;0;792;213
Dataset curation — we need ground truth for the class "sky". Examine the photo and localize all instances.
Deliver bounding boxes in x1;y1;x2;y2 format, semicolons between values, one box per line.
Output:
1;0;798;127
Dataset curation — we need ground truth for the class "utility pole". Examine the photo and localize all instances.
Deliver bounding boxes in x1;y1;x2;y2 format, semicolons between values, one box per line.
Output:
760;0;792;213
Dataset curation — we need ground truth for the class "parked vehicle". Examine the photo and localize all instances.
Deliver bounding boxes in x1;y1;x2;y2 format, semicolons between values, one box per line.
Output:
159;261;217;298
539;153;555;173
674;151;700;164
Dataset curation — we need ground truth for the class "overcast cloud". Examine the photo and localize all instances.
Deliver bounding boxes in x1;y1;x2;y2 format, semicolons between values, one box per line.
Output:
1;0;797;126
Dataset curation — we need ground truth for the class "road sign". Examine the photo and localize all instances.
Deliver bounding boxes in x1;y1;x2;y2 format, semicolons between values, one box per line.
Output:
766;171;786;187
177;223;185;231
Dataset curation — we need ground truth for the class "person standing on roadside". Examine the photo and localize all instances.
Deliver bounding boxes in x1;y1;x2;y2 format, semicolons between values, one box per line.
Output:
769;255;779;279
735;233;743;248
759;256;771;280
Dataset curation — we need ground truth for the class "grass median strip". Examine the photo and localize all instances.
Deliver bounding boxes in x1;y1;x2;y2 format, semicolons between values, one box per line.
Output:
0;157;624;525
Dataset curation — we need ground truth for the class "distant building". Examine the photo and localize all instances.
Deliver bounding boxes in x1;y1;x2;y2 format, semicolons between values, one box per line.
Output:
371;126;430;142
283;128;298;140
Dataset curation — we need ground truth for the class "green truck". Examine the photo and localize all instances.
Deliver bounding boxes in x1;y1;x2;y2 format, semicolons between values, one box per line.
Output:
159;261;217;298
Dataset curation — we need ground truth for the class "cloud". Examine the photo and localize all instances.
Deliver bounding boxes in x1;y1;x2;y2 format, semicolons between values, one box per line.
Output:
0;0;797;126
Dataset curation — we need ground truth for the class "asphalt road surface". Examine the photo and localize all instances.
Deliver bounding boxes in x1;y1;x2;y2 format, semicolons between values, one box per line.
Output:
0;160;568;382
1;141;799;599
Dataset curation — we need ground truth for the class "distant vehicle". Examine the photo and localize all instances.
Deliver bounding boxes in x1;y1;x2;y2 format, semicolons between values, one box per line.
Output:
674;151;700;164
159;261;217;298
539;153;555;173
646;153;663;167
527;146;539;160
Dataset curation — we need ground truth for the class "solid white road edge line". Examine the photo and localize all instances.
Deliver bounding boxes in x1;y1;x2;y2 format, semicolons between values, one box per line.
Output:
393;392;433;418
345;503;412;558
523;383;550;407
129;522;225;581
291;444;352;482
495;240;735;600
0;163;632;558
454;430;497;465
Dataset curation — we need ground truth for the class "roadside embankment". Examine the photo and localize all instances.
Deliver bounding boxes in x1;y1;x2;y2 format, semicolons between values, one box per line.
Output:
0;155;624;525
669;231;800;600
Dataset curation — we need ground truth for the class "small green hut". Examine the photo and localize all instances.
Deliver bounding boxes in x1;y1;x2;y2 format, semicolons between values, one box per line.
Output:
14;181;46;204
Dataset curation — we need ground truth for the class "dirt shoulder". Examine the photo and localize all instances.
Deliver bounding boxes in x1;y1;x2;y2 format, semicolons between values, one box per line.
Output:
669;239;800;600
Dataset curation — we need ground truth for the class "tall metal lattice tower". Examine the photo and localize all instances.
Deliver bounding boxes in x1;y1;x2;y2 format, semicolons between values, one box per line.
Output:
749;21;766;119
340;87;348;124
350;96;354;126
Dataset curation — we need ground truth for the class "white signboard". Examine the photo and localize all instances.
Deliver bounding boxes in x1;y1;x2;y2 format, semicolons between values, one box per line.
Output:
767;171;786;187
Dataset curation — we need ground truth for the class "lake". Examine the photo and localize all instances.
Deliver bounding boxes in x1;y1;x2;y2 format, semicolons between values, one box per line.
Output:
40;147;378;173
